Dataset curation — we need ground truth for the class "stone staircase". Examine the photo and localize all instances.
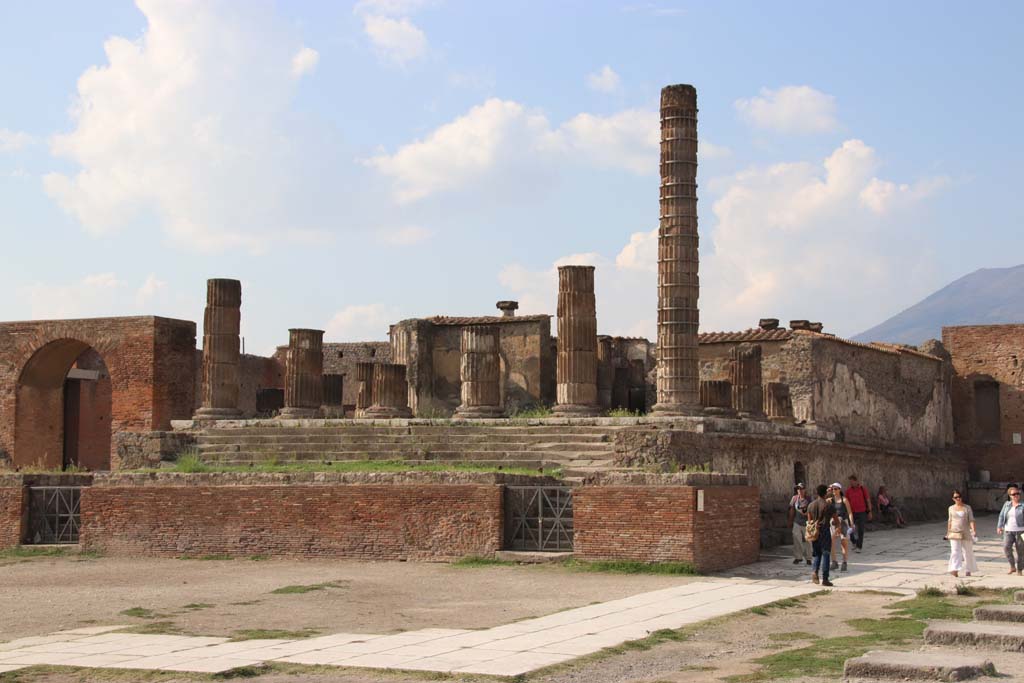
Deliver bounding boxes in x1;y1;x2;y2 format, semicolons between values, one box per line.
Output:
192;424;625;476
842;590;1024;681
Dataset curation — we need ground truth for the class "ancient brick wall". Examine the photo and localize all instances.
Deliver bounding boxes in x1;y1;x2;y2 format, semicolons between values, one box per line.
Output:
942;325;1024;479
574;474;759;571
0;485;24;549
79;472;504;560
322;342;391;410
0;316;196;469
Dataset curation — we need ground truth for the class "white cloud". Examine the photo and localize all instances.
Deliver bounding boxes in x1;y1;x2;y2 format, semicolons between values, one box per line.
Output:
700;140;731;160
377;225;434;246
586;65;621;93
615;229;658;273
135;273;168;306
355;0;428;14
0;128;34;152
859;176;951;214
290;46;319;77
735;85;838;134
18;273;126;320
559;109;658;174
43;0;327;252
358;5;427;66
326;303;400;341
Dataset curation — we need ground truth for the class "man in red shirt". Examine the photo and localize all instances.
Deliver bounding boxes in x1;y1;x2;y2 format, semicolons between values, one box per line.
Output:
846;474;873;552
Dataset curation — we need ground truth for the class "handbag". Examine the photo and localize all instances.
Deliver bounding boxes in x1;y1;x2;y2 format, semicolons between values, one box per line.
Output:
946;531;963;540
805;519;820;542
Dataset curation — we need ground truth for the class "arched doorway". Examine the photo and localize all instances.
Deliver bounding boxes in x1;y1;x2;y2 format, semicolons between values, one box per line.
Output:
14;339;112;470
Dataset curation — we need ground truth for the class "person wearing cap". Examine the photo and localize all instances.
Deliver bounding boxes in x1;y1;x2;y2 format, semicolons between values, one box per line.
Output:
829;483;855;572
788;483;813;565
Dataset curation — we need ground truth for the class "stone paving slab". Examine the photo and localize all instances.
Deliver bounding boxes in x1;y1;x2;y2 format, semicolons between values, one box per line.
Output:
844;649;996;681
976;605;1024;622
925;620;1024;651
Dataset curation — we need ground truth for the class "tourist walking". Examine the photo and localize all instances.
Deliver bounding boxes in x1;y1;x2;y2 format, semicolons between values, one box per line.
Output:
846;474;873;551
877;486;907;527
829;483;854;572
997;484;1024;575
947;489;977;577
788;483;812;565
807;484;834;587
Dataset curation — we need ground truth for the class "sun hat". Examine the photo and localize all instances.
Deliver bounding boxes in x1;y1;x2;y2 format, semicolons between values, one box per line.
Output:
831;482;843;490
795;483;805;488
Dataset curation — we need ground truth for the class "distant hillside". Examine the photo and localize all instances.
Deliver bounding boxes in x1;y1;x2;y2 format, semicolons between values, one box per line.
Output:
853;264;1024;345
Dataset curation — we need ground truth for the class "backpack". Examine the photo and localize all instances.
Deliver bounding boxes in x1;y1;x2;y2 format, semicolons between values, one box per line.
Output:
805;518;820;542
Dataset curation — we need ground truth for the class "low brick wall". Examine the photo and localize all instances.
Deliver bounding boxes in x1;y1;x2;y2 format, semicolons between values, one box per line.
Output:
0;484;24;548
80;472;520;560
574;472;759;572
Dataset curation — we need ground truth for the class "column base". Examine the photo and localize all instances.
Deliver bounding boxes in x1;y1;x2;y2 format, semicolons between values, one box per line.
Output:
702;407;736;417
363;406;413;419
737;411;768;421
192;407;243;420
278;407;321;419
551;404;602;417
650;402;704;416
454;405;506;419
320;405;346;418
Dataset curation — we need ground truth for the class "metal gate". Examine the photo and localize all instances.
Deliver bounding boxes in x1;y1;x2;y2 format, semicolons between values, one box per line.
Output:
26;487;81;544
504;486;573;551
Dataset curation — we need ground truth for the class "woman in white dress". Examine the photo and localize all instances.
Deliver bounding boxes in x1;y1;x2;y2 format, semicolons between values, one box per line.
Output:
947;489;978;577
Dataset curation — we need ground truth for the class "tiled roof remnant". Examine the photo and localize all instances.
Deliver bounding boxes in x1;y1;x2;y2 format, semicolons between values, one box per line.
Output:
426;315;551;326
698;328;794;344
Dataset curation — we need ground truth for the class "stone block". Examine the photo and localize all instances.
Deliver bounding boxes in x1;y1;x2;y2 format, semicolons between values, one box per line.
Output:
844;650;995;681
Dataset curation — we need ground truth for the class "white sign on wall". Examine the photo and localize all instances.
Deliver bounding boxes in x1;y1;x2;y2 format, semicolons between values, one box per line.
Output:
697;489;705;512
1014;433;1022;445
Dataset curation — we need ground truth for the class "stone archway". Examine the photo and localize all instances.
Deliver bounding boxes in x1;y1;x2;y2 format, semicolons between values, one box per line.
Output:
14;340;112;470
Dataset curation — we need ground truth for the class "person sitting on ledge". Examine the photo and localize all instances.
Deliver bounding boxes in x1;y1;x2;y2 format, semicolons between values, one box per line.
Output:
876;486;906;528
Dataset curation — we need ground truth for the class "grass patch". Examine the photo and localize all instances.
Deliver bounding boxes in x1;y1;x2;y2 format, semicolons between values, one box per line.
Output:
148;459;558;478
270;580;347;595
182;603;214;611
229;600;262;606
248;554;270;561
451;555;517;568
0;546;101;561
509;405;554;419
119;607;160;619
606;408;643;417
917;585;945;597
229;628;319;641
887;594;975;621
955;582;979;596
213;665;268;679
117;621;185;636
769;631;815;642
560;558;698;575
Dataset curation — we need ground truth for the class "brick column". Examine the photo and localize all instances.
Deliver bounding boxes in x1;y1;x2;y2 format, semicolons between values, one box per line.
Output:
553;265;600;417
596;336;614;411
653;84;702;416
354;362;374;418
455;326;504;418
193;279;243;419
729;343;764;418
280;328;324;418
699;379;734;416
365;363;412;418
764;382;793;423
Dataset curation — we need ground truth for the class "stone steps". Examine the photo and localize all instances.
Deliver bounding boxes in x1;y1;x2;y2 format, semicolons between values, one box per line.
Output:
844;650;996;681
974;604;1024;623
196;443;614;456
207;458;569;472
195;426;622;437
924;620;1024;651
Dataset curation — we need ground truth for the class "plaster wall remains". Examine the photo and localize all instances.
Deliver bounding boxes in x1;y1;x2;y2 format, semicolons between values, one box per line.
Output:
322;342;393;410
193;352;283;418
943;324;1024;480
390;316;554;416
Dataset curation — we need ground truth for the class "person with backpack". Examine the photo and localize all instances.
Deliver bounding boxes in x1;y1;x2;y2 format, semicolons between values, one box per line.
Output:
788;483;813;565
846;474;873;552
806;484;835;587
829;483;855;572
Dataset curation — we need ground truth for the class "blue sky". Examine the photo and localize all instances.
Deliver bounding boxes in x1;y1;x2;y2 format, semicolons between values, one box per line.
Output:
1;1;1021;354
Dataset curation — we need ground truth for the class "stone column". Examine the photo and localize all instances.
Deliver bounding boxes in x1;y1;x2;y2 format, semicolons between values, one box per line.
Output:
729;343;764;418
354;362;374;418
194;279;243;419
553;265;600;417
764;382;793;423
653;84;702;415
699;380;733;415
280;328;324;418
322;374;344;417
596;336;614;411
365;363;412;419
455;326;504;418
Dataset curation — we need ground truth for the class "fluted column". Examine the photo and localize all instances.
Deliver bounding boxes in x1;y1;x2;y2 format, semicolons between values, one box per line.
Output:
553;265;600;416
596;336;614;411
699;379;734;416
365;363;412;419
764;382;793;423
455;326;504;418
653;84;702;416
354;362;374;418
194;279;243;419
280;328;324;418
729;343;764;418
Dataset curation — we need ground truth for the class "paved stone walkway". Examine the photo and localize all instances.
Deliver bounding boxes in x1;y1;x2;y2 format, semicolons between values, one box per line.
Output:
1;521;1016;678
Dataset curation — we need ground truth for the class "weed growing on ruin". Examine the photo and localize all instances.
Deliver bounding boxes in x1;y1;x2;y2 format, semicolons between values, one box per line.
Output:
606;408;643;417
955;582;978;596
270;580;348;595
230;628;319;641
509;405;553;419
451;555;517;568
916;585;944;597
560;559;698;575
173;452;209;473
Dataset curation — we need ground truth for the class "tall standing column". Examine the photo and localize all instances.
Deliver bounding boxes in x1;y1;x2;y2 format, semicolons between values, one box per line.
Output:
729;343;764;418
194;278;243;420
280;328;324;418
354;362;374;418
553;265;600;417
455;326;504;418
365;363;412;419
653;84;702;416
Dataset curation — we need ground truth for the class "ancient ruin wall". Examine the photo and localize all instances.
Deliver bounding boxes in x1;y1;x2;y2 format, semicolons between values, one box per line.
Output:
322;342;393;409
0;484;23;548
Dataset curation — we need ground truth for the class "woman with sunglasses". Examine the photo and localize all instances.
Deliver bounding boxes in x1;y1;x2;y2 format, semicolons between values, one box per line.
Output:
946;490;977;577
998;485;1024;575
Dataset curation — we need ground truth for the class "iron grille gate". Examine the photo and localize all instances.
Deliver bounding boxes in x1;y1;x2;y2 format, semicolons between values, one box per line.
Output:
26;487;81;544
504;486;573;551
